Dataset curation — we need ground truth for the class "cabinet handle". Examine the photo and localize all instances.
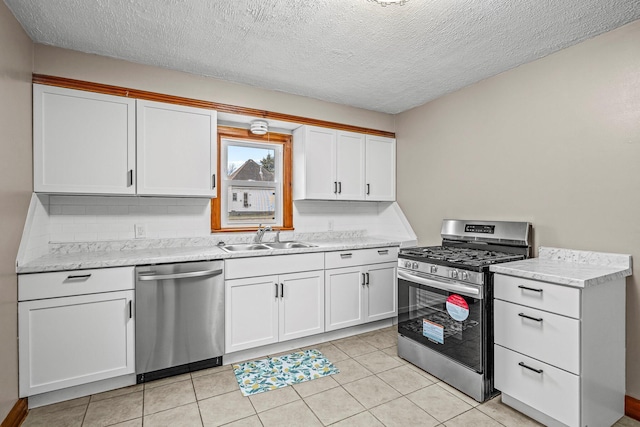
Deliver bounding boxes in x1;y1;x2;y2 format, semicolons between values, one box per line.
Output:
377;249;389;255
280;283;284;298
518;362;543;374
334;182;337;194
338;182;342;194
340;253;353;259
212;174;216;189
518;313;543;322
275;283;278;298
127;169;133;187
366;272;370;285
518;285;543;293
129;300;133;319
66;274;91;280
362;273;366;286
366;184;370;195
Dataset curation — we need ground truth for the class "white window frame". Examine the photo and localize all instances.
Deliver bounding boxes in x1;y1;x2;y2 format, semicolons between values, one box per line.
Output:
220;138;283;229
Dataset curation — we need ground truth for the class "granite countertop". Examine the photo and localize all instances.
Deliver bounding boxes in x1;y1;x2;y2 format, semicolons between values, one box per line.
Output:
17;233;403;274
490;246;633;288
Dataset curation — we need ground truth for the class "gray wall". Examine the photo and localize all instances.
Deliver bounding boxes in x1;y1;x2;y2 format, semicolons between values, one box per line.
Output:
0;1;33;419
33;44;395;133
396;20;640;397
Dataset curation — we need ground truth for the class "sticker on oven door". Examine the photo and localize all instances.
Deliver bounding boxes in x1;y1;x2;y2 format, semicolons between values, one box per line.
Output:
446;294;469;321
423;319;444;344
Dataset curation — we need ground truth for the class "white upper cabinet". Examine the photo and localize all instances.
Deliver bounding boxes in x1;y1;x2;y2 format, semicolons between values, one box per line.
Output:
34;85;218;197
365;135;396;201
136;100;217;197
293;125;395;201
336;131;366;200
33;84;136;195
293;126;336;200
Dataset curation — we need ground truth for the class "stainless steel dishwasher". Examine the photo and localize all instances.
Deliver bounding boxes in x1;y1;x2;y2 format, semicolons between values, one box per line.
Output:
135;260;224;383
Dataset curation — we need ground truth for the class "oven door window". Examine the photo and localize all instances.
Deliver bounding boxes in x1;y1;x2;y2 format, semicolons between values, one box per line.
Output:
398;277;484;373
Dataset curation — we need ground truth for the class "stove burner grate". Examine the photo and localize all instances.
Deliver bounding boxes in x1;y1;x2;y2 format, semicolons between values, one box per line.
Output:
400;246;523;267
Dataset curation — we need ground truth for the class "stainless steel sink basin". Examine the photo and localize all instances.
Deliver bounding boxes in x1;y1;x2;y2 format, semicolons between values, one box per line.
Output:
219;244;271;252
219;241;317;252
265;242;317;249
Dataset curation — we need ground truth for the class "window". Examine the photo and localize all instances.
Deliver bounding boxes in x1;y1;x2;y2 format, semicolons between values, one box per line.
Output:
211;127;293;232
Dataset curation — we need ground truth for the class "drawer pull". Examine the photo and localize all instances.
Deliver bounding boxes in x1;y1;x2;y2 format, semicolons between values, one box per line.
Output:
377;249;389;255
519;362;543;374
340;253;353;259
66;274;92;280
362;273;366;286
365;272;370;285
518;285;543;293
518;313;543;322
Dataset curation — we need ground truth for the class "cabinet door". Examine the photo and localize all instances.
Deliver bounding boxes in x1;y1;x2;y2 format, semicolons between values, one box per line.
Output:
336;131;365;200
18;291;134;397
293;126;336;200
279;271;325;342
325;266;365;331
137;100;217;197
365;262;398;322
365;135;396;201
33;84;136;194
225;276;279;353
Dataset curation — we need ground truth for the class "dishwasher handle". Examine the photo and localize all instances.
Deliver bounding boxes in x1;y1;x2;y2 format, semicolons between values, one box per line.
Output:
137;268;223;281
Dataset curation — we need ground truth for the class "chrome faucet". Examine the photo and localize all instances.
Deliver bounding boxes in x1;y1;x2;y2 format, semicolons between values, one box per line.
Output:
254;224;272;243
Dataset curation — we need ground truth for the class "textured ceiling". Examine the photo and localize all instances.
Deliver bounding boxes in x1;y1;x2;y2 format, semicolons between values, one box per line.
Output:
5;0;640;114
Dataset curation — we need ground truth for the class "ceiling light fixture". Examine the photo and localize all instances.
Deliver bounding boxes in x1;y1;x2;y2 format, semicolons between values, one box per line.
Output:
250;120;268;135
370;0;408;6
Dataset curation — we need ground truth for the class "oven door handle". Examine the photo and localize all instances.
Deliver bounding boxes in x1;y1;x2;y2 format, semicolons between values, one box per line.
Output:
398;270;481;298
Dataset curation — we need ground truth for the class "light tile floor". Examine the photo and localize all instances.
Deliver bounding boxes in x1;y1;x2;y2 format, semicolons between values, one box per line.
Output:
23;327;640;427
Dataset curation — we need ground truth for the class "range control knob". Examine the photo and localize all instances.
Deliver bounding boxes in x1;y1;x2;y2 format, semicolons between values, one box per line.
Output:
450;270;458;279
412;262;419;270
404;261;412;268
461;271;469;281
430;266;438;273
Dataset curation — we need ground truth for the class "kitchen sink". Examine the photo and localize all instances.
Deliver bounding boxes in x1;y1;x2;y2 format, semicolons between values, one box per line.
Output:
265;242;317;249
219;241;317;252
219;244;271;252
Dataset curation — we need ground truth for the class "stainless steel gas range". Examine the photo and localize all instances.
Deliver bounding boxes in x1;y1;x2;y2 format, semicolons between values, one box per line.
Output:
397;219;531;402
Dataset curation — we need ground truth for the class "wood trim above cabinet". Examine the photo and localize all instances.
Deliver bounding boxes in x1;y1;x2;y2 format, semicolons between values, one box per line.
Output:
32;75;396;138
1;398;27;427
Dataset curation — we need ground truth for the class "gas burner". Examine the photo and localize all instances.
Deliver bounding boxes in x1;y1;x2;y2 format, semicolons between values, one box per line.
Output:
399;245;524;268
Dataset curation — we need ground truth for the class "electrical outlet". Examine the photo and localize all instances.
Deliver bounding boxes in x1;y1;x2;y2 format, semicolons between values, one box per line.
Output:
134;223;146;239
328;220;334;231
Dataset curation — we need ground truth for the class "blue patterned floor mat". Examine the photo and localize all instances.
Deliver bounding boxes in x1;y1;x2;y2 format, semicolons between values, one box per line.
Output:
233;349;340;396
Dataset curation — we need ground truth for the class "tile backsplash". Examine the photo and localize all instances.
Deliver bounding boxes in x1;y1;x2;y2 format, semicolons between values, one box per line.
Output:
48;195;211;242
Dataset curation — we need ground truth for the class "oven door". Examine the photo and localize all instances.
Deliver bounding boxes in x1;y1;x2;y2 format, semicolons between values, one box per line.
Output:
397;269;485;373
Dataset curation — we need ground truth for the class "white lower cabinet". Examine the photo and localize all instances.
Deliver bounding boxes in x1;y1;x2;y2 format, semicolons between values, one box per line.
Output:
494;273;626;427
18;267;135;397
224;253;325;353
325;248;398;332
225;271;325;353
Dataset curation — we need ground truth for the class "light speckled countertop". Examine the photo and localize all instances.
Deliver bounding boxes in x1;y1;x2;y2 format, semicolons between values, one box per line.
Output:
490;246;632;288
17;233;403;274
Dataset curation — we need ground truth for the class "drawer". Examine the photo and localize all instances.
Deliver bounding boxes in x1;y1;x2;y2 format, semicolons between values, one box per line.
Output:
494;274;580;319
18;267;135;301
325;247;398;269
494;299;580;374
494;344;580;427
225;253;324;280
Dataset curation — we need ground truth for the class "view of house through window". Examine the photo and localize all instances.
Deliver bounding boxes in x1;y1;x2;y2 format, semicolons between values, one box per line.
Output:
221;139;283;228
